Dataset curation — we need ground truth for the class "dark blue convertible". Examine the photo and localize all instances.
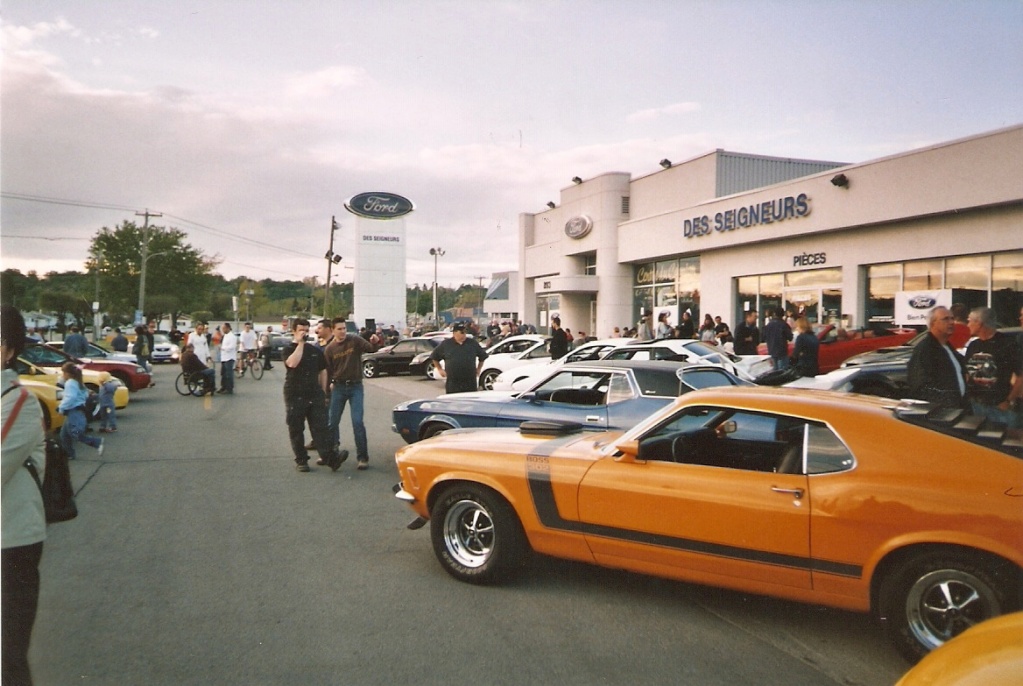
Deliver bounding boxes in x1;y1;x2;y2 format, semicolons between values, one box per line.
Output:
392;359;750;444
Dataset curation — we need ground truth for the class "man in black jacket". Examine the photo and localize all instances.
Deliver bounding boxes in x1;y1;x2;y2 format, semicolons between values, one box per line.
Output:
549;316;569;360
908;306;967;409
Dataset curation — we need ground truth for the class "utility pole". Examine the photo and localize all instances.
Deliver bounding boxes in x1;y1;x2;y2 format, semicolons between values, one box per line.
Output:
474;275;486;329
136;209;162;324
429;247;445;330
324;217;340;318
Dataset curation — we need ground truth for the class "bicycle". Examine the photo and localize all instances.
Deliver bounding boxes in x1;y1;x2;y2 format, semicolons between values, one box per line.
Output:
236;351;264;380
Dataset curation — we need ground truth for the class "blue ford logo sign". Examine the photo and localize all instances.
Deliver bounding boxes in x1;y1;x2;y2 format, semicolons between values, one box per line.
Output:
908;295;937;309
345;192;415;220
564;215;593;239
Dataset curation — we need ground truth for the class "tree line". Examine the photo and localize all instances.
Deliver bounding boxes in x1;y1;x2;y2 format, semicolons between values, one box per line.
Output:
1;220;488;331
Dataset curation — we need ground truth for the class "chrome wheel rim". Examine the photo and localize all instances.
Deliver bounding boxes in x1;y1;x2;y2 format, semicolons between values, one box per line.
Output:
906;568;998;650
443;499;494;568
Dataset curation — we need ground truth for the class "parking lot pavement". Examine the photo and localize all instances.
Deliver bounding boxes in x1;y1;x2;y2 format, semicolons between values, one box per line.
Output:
32;364;908;686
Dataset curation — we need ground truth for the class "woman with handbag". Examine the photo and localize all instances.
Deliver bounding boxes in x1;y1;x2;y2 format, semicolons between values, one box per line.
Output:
57;362;104;460
2;305;47;685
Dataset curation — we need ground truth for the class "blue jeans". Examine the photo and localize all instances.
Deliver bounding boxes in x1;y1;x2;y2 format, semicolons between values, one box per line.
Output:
970;400;1021;429
329;382;368;461
60;408;101;459
220;361;235;393
772;355;790;370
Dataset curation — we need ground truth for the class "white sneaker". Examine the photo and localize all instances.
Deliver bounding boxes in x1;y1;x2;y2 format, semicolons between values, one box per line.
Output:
97;439;104;456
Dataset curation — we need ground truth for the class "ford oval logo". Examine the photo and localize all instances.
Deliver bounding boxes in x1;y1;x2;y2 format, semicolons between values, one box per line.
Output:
564;215;593;239
345;192;415;220
908;295;937;309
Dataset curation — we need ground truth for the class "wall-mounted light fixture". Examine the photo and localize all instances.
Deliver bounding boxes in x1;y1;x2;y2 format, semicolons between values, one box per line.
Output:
830;173;849;188
660;159;672;169
571;176;582;184
546;201;556;209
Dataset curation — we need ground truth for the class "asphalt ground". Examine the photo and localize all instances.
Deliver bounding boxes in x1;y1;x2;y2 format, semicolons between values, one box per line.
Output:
30;363;909;685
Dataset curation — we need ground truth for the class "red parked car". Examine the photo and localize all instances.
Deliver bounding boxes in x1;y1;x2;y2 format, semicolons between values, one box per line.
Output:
26;342;153;391
758;324;918;373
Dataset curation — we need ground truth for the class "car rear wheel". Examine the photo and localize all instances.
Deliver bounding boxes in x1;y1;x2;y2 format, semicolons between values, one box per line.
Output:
420;422;452;440
362;360;378;378
479;369;500;390
879;551;1010;663
430;484;527;584
426;364;439;380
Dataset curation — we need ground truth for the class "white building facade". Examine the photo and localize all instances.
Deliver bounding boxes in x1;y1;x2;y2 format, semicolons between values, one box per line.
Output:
517;125;1023;336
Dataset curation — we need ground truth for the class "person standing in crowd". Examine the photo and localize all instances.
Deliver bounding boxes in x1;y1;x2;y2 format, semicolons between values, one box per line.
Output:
790;317;820;377
2;306;47;686
189;322;211;366
238;322;258;373
57;362;103;459
699;314;717;343
734;310;761;355
63;325;89;358
282;318;343;473
314;319;333;348
323;317;375;470
180;343;216;395
635;315;653;341
964;307;1022;427
430;322;489;394
97;378;119;433
907;306;967;409
217;322;237;395
655;312;673;339
145;321;157;365
132;325;148;368
949;302;973;349
677;311;695;339
259;326;274;370
111;327;129;352
210;324;223;368
763;308;793;370
549;316;569;360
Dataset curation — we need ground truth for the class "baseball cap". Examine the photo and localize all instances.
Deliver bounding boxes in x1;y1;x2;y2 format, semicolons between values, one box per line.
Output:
452;322;466;332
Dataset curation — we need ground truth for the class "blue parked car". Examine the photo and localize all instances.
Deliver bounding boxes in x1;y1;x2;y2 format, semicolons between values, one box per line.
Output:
392;359;751;444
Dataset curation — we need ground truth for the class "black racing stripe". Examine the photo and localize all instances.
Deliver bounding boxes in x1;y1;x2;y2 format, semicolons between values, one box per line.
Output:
525;445;862;579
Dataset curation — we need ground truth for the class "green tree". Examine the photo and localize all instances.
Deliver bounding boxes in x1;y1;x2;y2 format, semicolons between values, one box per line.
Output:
37;291;82;332
89;221;219;322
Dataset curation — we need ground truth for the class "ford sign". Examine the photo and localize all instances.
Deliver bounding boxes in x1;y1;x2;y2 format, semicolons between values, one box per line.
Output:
344;192;415;220
908;295;937;309
564;215;593;239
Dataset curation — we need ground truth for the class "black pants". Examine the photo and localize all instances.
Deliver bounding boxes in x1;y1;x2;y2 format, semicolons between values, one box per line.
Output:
261;346;273;369
3;542;43;686
285;393;335;464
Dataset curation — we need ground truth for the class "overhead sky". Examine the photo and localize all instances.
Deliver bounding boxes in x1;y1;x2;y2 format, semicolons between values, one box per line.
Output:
2;0;1021;288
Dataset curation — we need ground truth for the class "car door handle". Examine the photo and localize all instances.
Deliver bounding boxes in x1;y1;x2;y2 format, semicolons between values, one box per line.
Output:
585;415;601;423
771;486;804;499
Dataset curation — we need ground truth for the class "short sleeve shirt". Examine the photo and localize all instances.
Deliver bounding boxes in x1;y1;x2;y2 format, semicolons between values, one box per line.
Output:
430;338;488;391
283;342;327;398
964;332;1022;406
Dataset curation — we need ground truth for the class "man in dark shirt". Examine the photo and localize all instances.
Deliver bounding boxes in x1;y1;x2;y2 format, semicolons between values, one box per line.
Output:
908;306;967;409
677;312;695;339
282;318;343;472
762;309;793;369
111;328;129;352
63;326;89;358
734;310;760;355
430;322;489;393
323;317;375;470
964;307;1022;427
179;343;216;394
549;316;569;360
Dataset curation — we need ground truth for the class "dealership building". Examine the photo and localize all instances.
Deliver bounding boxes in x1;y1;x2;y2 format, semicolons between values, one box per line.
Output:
514;124;1022;337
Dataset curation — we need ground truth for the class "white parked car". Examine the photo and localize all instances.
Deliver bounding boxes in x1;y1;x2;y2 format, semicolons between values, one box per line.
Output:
490;338;637;391
150;333;181;364
474;334;551;390
602;339;773;382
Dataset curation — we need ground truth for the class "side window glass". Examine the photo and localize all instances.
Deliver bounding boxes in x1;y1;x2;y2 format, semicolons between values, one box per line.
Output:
628;350;653;361
605;373;634;404
393;342;413;353
535;371;609;405
806;424;855;474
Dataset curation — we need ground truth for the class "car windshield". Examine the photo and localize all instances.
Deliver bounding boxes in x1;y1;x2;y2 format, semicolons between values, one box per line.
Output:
153;334;170;344
24;345;71;365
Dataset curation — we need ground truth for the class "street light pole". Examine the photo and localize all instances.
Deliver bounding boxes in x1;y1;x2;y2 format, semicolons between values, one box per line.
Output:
324;217;340;318
135;209;163;323
429;247;445;330
93;249;103;342
474;275;486;329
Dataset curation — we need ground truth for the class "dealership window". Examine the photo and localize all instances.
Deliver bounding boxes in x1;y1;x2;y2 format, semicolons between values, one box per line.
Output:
583;254;597;276
536;293;560;333
633;257;700;329
865;251;1022;325
735;268;841;329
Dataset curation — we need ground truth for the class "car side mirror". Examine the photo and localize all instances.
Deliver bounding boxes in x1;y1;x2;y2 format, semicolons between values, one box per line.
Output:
519;391;538;404
719;420;737;435
615;439;642;462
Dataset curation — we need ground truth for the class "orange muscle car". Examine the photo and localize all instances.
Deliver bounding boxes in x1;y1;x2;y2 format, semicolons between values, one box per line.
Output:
394;387;1023;662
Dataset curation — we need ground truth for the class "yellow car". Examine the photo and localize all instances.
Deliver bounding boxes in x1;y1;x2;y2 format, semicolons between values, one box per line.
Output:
13;358;130;410
20;378;65;431
394;387;1023;662
895;611;1023;685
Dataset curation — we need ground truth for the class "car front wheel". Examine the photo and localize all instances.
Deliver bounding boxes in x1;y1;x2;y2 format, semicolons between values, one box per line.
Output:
879;552;1011;663
479;369;499;390
362;360;378;378
430;484;528;584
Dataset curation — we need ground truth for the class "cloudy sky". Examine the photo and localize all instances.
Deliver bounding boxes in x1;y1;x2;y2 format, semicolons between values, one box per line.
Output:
2;1;1021;287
